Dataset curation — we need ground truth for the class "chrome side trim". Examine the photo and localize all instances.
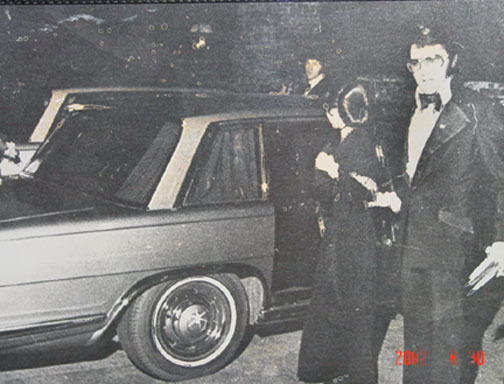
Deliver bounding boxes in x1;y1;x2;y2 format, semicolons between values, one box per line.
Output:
254;299;310;331
0;314;104;339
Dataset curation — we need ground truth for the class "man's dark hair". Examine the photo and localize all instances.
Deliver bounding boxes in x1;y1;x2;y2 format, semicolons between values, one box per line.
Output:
300;44;327;69
304;56;325;69
410;25;463;76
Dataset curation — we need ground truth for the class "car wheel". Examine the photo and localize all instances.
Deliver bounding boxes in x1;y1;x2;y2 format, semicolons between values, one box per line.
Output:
117;274;249;381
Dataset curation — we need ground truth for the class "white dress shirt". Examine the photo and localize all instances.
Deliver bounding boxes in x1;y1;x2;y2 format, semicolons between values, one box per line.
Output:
406;78;453;181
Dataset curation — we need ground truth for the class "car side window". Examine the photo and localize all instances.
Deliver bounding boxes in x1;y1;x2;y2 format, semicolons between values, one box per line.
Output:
262;117;334;206
182;122;262;206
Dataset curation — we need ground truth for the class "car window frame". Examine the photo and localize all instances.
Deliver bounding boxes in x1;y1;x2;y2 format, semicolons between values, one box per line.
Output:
260;115;332;201
175;119;266;208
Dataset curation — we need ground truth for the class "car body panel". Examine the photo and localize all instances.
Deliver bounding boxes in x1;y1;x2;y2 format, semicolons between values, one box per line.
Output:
0;88;325;358
0;201;274;334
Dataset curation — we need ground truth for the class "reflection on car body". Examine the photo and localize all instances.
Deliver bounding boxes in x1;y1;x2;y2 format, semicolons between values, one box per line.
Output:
0;88;332;381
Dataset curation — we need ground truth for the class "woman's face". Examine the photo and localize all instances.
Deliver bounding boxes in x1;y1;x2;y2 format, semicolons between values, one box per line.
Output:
326;107;346;130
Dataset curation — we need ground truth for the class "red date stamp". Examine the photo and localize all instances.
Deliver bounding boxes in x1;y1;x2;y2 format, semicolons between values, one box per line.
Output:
395;350;428;366
449;350;485;366
395;350;485;366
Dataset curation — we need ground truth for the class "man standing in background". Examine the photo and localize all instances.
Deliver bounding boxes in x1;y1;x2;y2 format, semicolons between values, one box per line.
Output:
303;57;331;100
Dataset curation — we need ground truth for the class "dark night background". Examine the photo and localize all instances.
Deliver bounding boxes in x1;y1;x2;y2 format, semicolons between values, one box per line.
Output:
0;1;502;141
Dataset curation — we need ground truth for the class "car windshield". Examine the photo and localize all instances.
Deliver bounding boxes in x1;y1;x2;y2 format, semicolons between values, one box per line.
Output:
24;92;183;208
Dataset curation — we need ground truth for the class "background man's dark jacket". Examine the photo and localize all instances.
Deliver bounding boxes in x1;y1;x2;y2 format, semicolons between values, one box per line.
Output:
303;75;332;100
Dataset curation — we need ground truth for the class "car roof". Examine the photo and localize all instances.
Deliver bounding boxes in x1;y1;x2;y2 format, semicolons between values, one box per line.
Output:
52;87;326;119
30;87;327;143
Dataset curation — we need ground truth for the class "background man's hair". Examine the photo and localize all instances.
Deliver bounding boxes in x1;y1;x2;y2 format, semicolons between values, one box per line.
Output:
304;56;325;70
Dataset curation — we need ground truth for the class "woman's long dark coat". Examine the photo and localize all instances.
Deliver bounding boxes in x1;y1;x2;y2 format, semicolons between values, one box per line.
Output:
297;128;387;383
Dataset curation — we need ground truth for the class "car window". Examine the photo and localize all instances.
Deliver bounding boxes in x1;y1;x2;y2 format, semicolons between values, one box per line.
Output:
182;122;262;206
262;117;334;205
26;93;183;208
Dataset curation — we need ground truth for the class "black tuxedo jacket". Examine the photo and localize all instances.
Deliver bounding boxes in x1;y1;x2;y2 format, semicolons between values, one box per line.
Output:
387;88;504;274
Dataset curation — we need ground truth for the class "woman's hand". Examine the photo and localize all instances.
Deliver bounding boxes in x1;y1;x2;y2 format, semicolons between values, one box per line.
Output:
367;191;401;213
315;152;339;180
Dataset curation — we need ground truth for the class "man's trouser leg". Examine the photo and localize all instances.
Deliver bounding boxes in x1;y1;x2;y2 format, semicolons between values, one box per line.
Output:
402;269;464;384
402;268;502;384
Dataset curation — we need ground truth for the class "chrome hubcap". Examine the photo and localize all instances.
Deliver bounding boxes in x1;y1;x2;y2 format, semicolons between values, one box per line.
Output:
152;277;237;367
177;304;209;336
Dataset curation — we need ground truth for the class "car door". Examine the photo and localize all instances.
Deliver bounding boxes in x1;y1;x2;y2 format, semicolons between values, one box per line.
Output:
175;120;275;279
262;116;336;292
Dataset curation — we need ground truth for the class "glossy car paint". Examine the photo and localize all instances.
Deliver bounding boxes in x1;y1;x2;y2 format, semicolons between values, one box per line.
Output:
0;89;323;354
0;203;274;345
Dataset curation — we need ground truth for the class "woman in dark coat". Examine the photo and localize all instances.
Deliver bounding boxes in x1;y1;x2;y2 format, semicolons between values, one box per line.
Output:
297;84;401;384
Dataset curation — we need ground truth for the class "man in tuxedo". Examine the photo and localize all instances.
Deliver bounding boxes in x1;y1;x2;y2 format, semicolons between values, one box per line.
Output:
388;26;504;384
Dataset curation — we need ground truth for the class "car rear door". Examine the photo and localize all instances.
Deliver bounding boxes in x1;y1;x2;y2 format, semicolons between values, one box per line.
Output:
261;116;336;292
176;120;275;285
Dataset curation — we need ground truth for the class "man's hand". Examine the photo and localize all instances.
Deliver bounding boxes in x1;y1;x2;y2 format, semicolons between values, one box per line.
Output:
315;152;339;180
367;191;402;213
3;141;19;162
268;84;289;96
466;242;504;295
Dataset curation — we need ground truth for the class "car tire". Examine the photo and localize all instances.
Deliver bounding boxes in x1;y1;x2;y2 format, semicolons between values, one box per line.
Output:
117;274;249;381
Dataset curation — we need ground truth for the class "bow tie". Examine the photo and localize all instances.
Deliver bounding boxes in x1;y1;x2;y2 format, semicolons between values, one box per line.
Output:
419;93;442;112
